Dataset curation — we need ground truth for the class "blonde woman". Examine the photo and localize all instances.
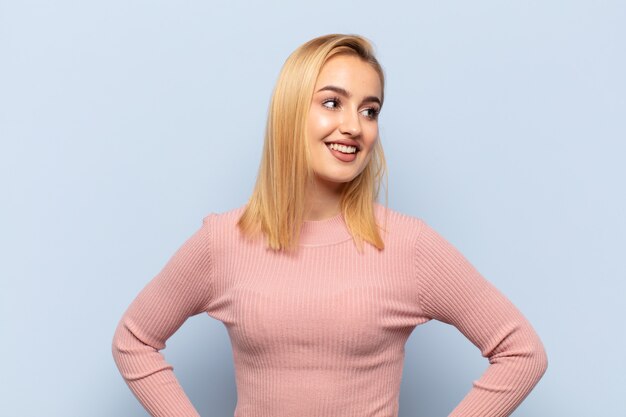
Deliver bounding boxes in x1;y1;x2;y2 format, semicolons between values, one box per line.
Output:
112;33;548;417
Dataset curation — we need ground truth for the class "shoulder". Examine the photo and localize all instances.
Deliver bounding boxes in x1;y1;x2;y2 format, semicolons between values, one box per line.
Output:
200;204;254;251
373;202;426;247
373;202;423;230
201;204;247;228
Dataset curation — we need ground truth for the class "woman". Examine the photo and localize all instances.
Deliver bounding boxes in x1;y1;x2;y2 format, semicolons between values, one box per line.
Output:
112;33;548;417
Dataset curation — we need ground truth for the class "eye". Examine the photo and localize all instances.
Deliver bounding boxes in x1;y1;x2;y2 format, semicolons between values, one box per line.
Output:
322;96;341;109
361;107;380;120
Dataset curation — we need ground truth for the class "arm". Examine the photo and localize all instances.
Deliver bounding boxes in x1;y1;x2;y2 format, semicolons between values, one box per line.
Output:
111;215;214;417
414;219;548;417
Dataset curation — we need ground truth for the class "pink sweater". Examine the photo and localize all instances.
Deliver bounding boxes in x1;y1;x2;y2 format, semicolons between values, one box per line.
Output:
111;203;547;417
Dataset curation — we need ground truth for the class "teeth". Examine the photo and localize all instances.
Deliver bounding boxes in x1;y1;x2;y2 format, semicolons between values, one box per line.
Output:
328;143;357;154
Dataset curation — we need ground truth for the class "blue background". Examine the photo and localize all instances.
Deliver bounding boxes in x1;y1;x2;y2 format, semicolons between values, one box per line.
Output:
1;1;624;416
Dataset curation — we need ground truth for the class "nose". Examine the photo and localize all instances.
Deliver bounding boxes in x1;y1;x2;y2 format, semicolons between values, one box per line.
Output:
338;108;361;136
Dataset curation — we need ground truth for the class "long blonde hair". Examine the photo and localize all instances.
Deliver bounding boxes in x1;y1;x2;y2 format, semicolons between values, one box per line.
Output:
237;33;388;254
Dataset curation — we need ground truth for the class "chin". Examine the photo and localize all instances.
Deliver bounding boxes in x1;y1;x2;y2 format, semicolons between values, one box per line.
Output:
317;171;359;185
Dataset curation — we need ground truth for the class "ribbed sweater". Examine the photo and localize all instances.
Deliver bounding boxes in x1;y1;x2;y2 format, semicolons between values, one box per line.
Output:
111;203;548;417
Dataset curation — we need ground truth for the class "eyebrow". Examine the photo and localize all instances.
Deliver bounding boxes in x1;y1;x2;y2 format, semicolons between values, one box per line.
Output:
316;85;382;107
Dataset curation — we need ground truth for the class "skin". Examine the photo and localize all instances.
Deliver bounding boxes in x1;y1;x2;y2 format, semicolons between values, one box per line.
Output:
303;54;383;221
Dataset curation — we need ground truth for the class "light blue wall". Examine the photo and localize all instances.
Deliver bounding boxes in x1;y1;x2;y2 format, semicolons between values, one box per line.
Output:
1;1;624;416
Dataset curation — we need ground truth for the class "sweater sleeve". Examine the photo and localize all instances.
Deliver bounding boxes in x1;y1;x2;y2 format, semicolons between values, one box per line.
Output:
413;219;548;417
111;215;214;417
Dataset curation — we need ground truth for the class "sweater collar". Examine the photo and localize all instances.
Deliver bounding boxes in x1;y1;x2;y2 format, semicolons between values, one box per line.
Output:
298;211;352;246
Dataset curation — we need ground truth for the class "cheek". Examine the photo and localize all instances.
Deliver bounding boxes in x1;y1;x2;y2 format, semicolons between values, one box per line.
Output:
308;109;335;136
363;126;379;147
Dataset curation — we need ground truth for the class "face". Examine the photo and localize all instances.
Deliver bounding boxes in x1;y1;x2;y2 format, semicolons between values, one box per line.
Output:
305;54;382;191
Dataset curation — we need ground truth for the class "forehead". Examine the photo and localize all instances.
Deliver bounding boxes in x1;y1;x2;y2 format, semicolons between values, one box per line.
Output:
315;54;381;97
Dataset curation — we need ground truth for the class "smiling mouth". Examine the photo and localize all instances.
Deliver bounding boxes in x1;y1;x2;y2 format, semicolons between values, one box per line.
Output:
324;142;360;154
325;142;359;162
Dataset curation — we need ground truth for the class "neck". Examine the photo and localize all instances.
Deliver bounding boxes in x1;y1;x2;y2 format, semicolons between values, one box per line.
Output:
303;177;345;221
